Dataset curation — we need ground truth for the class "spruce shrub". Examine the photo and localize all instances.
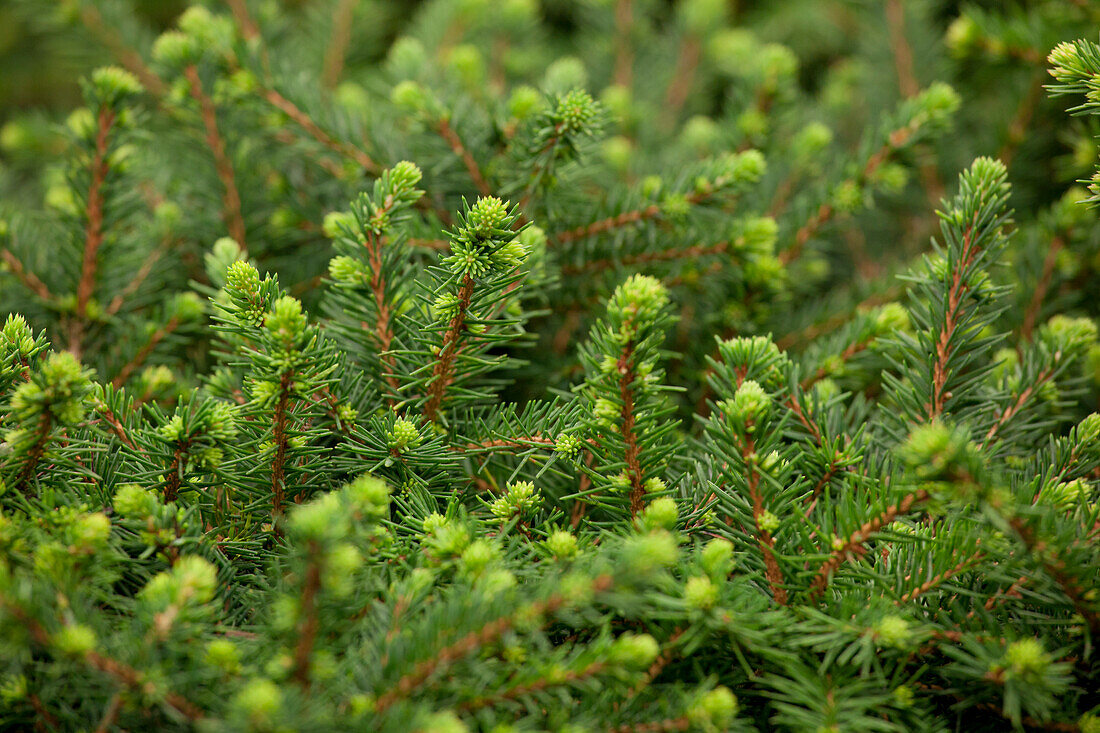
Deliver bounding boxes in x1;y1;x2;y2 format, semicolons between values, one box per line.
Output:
1;2;1100;731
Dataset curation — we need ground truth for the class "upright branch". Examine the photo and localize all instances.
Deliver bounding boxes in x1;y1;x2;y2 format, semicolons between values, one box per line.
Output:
436;117;492;197
423;275;475;423
579;276;676;521
808;489;931;601
186;66;247;252
417;196;528;423
70;107;116;356
779;83;960;266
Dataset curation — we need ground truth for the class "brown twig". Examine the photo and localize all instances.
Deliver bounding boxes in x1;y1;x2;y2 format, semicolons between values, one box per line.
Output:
111;316;181;389
0;598;203;720
662;34;700;127
0;247;52;301
983;366;1056;446
742;427;788;604
291;545;323;688
897;549;984;604
70;107;116;357
1008;517;1100;636
885;0;919;98
927;217;979;421
374;575;613;712
79;5;166;96
809;489;932;601
608;718;690;733
92;398;139;451
262;87;380;175
613;0;634;88
270;372;293;520
1020;235;1065;342
423;276;475;422
779;122;922;266
321;0;358;89
998;73;1045;168
93;691;123;733
458;660;608;712
437;117;491;196
185;66;247;251
618;341;647;517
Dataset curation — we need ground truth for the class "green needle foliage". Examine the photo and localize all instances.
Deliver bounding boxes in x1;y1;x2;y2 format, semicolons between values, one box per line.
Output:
1;2;1100;731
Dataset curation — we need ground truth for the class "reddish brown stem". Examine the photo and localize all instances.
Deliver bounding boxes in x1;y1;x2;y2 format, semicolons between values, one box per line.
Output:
12;413;52;493
800;338;872;390
92;398;138;451
1020;235;1065;342
163;445;185;503
608;718;691;733
1009;517;1100;636
927;218;979;421
613;0;634;88
374;575;612;712
93;692;123;733
562;238;732;276
291;546;323;688
983;366;1056;446
897;549;983;604
263;87;379;175
79;5;166;96
70;107;116;356
321;0;358;89
271;373;293;520
0;247;52;301
618;343;646;517
423;276;475;422
808;489;931;601
458;660;607;712
885;0;919;98
779;123;920;267
112;316;181;389
742;428;788;604
662;34;700;127
186;66;247;252
437;118;491;196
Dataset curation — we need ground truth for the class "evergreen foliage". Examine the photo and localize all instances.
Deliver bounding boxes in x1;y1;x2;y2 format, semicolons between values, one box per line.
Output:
1;1;1100;731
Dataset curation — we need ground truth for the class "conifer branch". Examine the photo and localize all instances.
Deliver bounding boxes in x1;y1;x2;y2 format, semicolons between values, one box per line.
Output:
112;316;181;389
1020;234;1066;342
609;717;690;733
78;5;166;97
809;489;931;601
0;247;52;301
374;575;613;712
662;35;700;127
91;398;138;450
436;118;491;197
458;660;608;712
982;365;1056;446
70;107;116;357
1008;517;1100;635
897;549;984;603
185;66;247;252
321;0;358;89
262;87;380;175
291;545;323;688
927;217;979;421
561;238;732;276
742;426;788;605
270;373;292;519
613;0;634;87
885;0;919;98
779;120;926;266
618;340;646;517
423;275;474;423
